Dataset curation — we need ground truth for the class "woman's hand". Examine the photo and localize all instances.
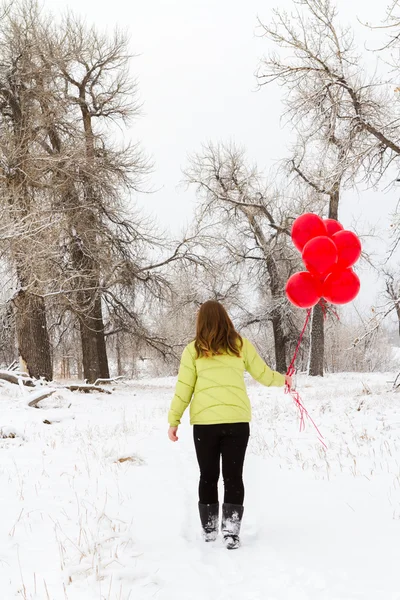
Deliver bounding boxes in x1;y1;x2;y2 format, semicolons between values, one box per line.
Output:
285;374;293;389
168;426;179;442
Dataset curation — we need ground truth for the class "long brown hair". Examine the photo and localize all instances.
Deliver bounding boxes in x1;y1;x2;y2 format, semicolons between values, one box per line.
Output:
194;300;243;358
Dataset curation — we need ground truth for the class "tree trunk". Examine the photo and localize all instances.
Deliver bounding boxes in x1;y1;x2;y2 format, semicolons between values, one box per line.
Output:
308;301;325;376
328;189;339;221
116;333;123;376
13;290;53;381
96;314;110;380
78;294;110;383
77;354;83;380
271;314;287;373
266;255;288;373
76;87;110;383
308;191;339;377
61;356;71;379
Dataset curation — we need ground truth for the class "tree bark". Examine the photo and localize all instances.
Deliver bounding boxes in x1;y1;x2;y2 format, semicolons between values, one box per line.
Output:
77;292;110;383
271;314;287;373
328;189;339;221
116;333;123;376
308;301;325;376
308;191;339;377
77;355;83;380
13;291;53;381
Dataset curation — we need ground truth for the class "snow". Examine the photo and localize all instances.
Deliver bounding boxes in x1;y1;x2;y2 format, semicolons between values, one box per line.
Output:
1;373;400;599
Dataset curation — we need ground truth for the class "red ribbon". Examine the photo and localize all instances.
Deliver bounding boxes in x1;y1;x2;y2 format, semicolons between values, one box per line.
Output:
285;307;327;449
318;298;340;321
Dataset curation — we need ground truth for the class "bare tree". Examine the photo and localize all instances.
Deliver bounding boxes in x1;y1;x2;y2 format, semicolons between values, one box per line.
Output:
184;141;304;373
256;0;393;375
259;0;400;180
0;1;201;382
0;1;55;379
34;18;147;381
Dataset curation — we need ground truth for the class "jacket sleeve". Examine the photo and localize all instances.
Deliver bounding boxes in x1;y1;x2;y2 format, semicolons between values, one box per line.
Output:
168;345;197;426
243;339;285;387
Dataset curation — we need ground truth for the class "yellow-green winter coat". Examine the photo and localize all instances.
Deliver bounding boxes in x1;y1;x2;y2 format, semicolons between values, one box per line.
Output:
168;338;285;426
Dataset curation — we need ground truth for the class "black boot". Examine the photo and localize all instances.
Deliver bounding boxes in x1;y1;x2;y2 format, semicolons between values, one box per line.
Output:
221;503;244;550
198;502;219;542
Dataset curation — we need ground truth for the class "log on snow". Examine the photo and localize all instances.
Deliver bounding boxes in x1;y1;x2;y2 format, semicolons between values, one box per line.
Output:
0;371;35;387
66;384;111;394
94;376;125;386
28;388;57;408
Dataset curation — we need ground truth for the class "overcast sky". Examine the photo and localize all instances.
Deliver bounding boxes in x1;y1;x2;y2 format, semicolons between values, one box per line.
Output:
45;0;400;313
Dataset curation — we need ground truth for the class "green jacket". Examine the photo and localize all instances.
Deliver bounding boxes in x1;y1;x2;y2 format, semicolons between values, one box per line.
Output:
168;338;285;426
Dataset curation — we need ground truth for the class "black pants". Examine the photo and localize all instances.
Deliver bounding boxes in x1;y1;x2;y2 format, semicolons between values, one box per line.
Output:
193;423;250;505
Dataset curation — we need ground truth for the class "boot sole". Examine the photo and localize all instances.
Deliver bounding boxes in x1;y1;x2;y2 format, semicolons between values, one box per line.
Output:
223;535;240;549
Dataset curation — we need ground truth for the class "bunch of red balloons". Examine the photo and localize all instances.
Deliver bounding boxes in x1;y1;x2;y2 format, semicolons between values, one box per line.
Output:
286;213;361;308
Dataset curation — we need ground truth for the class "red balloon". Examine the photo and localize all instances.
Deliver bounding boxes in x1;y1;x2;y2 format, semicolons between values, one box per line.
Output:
322;269;360;305
291;213;327;252
332;230;362;269
286;272;322;308
324;219;344;237
302;236;338;276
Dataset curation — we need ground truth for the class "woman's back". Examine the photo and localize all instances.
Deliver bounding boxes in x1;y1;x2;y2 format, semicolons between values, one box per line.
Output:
168;338;285;426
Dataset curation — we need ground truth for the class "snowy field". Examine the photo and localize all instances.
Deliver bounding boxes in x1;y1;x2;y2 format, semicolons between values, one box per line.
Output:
1;373;400;600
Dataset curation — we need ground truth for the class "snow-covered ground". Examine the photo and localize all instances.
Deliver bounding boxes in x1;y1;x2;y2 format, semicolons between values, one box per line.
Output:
1;372;400;600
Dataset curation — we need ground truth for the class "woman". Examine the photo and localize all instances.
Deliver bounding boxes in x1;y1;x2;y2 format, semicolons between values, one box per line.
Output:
168;300;291;549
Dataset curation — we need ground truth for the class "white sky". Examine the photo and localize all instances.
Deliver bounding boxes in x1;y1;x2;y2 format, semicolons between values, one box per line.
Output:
45;0;400;315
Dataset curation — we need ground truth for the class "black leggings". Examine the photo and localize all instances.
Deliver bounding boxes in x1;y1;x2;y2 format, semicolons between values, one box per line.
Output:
193;423;250;505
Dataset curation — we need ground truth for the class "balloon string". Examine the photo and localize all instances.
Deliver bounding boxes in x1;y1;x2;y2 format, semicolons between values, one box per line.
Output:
318;298;340;321
285;307;327;449
318;298;328;318
287;308;312;376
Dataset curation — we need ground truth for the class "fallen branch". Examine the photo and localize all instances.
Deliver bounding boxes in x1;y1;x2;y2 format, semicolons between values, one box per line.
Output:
28;389;57;408
0;370;114;404
393;372;400;390
0;371;35;387
94;376;125;386
66;384;111;394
